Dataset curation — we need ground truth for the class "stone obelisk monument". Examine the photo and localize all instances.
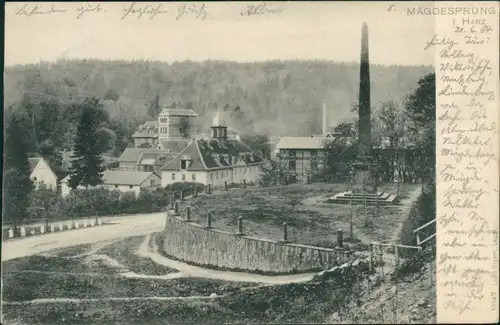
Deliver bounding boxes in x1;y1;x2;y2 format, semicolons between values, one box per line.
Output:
327;23;397;205
352;22;376;194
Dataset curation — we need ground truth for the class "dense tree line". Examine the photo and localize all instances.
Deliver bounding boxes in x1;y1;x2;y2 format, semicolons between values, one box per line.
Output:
323;72;436;185
4;113;35;232
5;59;432;138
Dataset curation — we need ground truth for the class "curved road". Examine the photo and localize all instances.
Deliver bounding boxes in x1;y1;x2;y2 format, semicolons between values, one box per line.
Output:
2;212;316;284
2;213;166;262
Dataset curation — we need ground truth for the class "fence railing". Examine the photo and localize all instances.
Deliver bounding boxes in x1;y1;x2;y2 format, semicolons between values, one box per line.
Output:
413;218;436;247
369;242;422;274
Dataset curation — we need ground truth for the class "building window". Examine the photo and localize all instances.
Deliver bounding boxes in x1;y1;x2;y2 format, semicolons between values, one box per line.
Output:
150;180;155;186
172;173;176;180
180;160;187;170
192;173;196;181
182;174;186;181
311;160;318;170
289;160;296;170
33;177;38;181
160;118;168;123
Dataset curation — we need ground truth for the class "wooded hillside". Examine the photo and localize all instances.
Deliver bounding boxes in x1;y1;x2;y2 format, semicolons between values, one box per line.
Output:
5;59;433;138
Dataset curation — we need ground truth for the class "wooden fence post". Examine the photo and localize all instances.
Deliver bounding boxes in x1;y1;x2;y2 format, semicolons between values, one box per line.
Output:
207;211;212;228
336;229;343;248
282;222;288;242
237;216;243;235
395;245;400;268
369;243;374;271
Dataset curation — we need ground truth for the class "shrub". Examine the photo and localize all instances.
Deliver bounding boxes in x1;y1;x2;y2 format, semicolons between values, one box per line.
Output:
397;188;436;258
19;182;208;225
164;182;205;197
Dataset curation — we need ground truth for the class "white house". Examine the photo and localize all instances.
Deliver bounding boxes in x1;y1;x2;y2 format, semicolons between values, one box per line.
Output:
28;157;58;191
60;170;161;198
160;108;265;188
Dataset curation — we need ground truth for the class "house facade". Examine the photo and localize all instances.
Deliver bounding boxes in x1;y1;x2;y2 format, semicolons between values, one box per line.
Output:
275;137;327;184
29;157;58;191
132;120;158;148
60;170;161;198
157;107;198;144
160;108;264;188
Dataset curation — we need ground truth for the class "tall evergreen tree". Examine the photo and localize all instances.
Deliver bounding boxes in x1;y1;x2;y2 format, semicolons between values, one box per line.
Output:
4;113;34;229
68;97;106;189
147;93;161;118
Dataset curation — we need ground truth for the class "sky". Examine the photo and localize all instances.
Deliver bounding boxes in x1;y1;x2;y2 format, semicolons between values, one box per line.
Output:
5;1;435;67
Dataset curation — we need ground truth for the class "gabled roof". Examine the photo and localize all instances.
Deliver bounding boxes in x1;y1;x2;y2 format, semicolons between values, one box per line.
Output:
275;137;327;150
159;108;198;117
161;140;208;171
132;131;158;139
28;158;41;173
161;138;264;171
143;120;158;127
132;120;158;138
160;140;191;153
119;148;173;163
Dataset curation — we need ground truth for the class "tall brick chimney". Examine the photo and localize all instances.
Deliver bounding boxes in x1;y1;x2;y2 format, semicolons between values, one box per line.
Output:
322;100;328;136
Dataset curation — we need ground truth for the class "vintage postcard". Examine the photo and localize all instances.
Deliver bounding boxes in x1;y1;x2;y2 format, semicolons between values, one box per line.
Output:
2;1;499;324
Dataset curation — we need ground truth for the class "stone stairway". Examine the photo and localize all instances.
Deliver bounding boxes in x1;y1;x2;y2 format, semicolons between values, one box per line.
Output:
325;191;399;205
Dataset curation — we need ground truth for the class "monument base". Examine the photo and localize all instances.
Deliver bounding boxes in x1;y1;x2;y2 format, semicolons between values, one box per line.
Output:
325;156;398;205
325;191;399;205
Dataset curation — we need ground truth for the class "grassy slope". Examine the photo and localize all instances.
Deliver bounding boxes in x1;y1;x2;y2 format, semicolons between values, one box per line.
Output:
1;237;256;304
96;236;178;276
187;183;419;248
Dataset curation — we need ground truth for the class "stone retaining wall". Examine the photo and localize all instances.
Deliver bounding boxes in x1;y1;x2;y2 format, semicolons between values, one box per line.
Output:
163;209;352;274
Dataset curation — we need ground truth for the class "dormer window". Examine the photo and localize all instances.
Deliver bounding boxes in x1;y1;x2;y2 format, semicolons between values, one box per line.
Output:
180;155;192;170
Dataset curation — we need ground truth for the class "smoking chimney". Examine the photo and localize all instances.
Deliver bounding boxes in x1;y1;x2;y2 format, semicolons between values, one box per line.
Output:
322;100;328;136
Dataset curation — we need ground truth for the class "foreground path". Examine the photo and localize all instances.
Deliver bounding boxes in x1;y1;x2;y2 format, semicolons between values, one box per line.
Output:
3;213;316;285
138;234;316;284
2;213;166;261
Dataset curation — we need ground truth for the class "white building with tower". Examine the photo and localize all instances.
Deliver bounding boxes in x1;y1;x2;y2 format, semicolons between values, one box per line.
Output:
160;108;265;188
